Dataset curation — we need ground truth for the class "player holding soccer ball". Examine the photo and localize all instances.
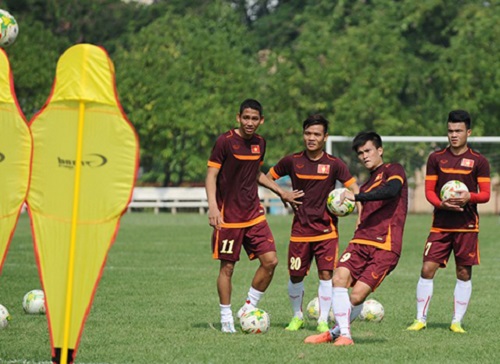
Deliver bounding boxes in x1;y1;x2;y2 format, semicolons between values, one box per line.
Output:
407;110;490;334
205;99;303;333
267;114;359;333
305;131;408;346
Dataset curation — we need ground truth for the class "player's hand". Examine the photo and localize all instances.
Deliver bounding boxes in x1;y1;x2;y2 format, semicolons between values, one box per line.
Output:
339;189;355;203
441;190;470;211
208;206;223;230
280;189;304;211
440;199;464;212
450;190;470;207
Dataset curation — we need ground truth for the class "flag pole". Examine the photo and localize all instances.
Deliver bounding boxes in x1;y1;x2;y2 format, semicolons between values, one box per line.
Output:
61;101;85;364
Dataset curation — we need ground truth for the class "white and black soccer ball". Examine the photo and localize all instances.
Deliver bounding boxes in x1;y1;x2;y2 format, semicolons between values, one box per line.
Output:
240;308;270;334
0;304;11;329
359;299;384;322
326;188;355;217
0;9;18;47
440;180;468;200
22;289;46;314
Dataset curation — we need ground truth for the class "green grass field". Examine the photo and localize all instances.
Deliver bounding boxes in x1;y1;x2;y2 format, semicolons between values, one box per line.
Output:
0;213;498;363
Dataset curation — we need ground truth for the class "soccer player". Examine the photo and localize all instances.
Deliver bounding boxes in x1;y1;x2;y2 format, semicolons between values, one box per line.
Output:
267;114;359;333
406;110;490;334
305;131;408;346
205;98;303;333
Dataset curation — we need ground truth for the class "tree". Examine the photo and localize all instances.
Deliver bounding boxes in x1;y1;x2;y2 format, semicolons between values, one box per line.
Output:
115;0;263;186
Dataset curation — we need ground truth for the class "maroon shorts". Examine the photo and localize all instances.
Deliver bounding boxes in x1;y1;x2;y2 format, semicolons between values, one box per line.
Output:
337;243;400;291
288;238;338;277
212;220;276;262
423;232;479;267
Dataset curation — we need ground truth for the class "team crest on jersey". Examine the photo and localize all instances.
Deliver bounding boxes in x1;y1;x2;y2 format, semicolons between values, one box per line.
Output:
251;145;260;154
317;164;330;174
375;172;383;182
461;158;474;168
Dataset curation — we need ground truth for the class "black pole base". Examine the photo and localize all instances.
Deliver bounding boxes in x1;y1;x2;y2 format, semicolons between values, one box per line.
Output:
52;347;75;364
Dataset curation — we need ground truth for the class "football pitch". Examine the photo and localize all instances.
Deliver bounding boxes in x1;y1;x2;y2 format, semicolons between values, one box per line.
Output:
0;212;498;363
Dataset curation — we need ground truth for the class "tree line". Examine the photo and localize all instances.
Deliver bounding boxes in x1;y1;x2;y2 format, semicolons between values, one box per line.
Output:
3;0;499;186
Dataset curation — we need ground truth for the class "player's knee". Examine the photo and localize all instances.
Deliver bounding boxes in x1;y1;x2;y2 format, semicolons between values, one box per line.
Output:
456;266;472;281
420;264;437;279
350;293;365;307
332;274;347;287
264;256;278;271
220;262;235;277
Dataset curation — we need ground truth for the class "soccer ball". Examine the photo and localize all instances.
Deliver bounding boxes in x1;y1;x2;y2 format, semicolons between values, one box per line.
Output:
22;289;46;314
0;304;11;329
440;180;468;200
306;297;335;322
326;188;355;217
240;308;270;334
0;9;18;47
359;299;384;322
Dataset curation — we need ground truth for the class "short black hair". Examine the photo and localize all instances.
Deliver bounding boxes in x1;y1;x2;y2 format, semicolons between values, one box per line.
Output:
352;131;382;152
239;99;263;117
448;110;471;129
302;114;329;134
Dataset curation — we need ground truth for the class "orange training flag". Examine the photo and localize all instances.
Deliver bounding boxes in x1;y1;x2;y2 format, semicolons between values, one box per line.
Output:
27;44;139;364
0;48;31;275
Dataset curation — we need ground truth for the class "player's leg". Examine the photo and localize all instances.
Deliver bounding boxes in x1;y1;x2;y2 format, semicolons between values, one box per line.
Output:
408;233;450;331
331;245;398;345
212;227;244;333
238;221;277;318
450;264;472;333
329;267;355;345
313;238;336;332
286;275;305;331
218;260;237;333
285;241;311;331
407;261;439;331
449;232;478;333
305;244;360;345
316;270;333;333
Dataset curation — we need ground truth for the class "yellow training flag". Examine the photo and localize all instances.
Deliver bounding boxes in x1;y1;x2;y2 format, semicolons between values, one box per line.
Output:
27;44;139;364
0;48;31;274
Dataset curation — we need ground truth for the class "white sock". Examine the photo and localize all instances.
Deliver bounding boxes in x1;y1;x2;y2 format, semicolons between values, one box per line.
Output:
453;279;472;323
288;280;304;319
247;286;264;307
332;287;351;338
416;277;433;322
330;303;362;337
220;304;233;323
318;279;332;323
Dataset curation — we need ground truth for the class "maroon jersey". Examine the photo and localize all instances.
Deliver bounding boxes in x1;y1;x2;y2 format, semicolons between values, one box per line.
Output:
207;129;266;227
426;147;490;232
351;163;408;255
269;151;356;242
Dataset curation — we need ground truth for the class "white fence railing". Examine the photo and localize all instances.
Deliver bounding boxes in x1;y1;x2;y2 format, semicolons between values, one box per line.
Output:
128;187;289;215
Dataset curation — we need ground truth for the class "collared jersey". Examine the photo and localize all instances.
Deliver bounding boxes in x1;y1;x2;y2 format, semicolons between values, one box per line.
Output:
350;163;408;255
426;146;490;232
269;151;356;242
207;129;266;228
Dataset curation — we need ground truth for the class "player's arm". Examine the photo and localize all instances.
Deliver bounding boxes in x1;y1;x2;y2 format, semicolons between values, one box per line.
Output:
257;171;304;208
425;177;463;212
345;178;403;202
469;178;491;204
205;166;222;230
344;179;362;226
